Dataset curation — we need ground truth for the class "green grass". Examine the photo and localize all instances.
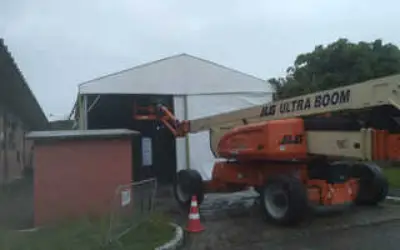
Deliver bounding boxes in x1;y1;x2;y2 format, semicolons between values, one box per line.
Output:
382;167;400;188
116;213;175;249
0;213;174;250
0;177;175;249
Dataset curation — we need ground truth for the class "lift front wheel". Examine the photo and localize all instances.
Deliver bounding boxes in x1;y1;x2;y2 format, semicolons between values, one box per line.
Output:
173;169;204;209
260;175;308;226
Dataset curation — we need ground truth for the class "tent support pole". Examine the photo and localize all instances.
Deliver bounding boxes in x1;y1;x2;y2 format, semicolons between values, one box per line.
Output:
78;95;83;129
83;95;88;129
184;95;190;170
78;94;88;130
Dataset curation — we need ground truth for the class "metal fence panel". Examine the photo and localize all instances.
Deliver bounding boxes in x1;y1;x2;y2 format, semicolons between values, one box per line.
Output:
108;178;157;242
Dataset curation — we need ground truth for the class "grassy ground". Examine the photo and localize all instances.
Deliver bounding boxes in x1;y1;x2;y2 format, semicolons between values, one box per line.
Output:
0;213;174;250
383;167;400;188
116;214;175;250
0;178;174;249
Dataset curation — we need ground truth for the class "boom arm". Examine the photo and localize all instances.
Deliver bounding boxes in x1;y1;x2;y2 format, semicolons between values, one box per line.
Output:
134;74;400;135
133;103;190;137
133;74;400;161
189;74;400;133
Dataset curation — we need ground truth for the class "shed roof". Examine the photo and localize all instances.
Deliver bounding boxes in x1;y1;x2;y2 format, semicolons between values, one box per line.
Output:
79;54;273;95
26;129;140;141
0;39;48;130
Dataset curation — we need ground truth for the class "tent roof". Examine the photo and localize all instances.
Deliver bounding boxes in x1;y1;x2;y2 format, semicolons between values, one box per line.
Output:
79;54;273;95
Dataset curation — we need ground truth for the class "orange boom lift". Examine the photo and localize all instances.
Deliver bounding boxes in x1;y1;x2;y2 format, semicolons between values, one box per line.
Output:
133;74;400;226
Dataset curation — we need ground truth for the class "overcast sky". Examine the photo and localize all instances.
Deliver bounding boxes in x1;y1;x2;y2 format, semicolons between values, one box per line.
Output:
1;0;399;120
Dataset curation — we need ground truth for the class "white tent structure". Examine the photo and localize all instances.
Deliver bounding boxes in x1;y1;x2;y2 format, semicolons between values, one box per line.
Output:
76;53;274;181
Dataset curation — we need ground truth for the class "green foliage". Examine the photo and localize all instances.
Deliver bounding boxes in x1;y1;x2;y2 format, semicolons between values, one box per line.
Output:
269;38;400;100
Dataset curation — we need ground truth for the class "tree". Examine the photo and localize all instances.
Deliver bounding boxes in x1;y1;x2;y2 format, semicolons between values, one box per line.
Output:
270;38;400;100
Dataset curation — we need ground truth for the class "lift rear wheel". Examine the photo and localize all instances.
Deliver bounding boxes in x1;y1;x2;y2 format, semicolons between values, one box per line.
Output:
260;175;308;226
351;162;388;206
173;169;204;209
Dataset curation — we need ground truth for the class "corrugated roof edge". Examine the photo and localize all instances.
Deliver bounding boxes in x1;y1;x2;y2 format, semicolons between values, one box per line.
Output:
0;38;48;129
26;129;140;141
78;53;268;88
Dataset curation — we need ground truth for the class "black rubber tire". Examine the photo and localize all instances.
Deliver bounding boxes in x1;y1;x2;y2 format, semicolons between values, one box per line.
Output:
351;162;389;206
260;175;308;226
254;186;262;196
173;169;204;209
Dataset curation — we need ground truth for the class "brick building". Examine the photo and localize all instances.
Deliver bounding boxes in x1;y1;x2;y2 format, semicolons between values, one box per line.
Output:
0;39;48;184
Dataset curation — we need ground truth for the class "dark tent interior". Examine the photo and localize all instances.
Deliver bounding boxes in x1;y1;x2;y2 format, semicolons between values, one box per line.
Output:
86;94;177;184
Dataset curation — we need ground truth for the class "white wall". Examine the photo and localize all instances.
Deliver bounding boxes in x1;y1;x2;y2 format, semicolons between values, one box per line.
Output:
174;92;273;180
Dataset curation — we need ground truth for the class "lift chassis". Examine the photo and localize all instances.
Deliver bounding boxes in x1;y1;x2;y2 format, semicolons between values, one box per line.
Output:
134;74;400;226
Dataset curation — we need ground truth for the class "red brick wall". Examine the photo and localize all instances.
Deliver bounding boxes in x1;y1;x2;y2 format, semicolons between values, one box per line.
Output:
33;138;132;227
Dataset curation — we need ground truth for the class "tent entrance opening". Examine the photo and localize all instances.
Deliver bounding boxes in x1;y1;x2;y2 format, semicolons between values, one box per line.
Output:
86;94;176;184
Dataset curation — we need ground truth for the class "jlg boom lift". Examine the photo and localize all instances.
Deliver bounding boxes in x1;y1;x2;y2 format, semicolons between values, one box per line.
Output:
133;74;400;226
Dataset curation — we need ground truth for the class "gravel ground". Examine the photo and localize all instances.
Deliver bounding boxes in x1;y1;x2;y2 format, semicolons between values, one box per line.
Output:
155;187;400;250
183;203;400;250
388;188;400;197
270;220;400;250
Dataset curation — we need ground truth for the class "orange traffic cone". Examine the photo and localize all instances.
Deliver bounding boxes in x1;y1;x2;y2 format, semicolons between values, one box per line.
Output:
186;195;205;233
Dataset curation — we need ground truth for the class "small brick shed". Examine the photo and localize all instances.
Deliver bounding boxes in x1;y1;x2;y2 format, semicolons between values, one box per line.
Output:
26;129;141;227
